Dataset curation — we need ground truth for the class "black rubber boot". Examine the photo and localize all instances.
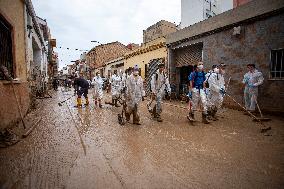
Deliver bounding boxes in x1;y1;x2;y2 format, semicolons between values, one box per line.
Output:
202;113;210;124
115;100;120;107
187;112;195;121
211;107;218;121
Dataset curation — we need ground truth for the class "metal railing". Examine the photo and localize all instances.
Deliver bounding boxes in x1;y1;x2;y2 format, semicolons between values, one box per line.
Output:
270;49;284;80
0;15;13;80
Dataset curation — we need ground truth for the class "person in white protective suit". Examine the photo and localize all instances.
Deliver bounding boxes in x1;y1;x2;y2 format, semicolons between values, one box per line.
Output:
92;72;104;108
125;65;145;125
242;63;264;114
207;64;226;121
187;61;210;124
150;62;171;122
110;70;122;107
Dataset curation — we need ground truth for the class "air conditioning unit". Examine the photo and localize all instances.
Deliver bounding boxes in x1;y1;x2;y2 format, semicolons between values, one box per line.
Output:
233;26;241;35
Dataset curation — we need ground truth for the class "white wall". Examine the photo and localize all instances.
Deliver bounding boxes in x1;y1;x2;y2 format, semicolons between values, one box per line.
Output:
181;0;232;29
181;0;204;28
218;0;233;12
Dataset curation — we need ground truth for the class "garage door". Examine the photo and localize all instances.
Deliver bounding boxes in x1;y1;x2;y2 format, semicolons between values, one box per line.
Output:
174;42;203;67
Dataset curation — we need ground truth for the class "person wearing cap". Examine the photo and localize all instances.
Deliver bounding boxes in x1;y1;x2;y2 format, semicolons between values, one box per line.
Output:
150;62;171;122
110;70;122;107
74;72;90;107
125;65;145;125
92;72;104;108
206;64;226;121
188;61;210;124
242;63;264;114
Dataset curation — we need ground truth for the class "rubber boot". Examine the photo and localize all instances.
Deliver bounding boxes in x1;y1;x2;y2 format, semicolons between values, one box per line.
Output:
151;106;157;118
115;100;120;107
202;113;210;124
187;112;195;121
98;100;102;108
133;106;141;125
156;114;163;122
211;107;218;121
75;97;82;108
125;112;130;122
85;97;89;106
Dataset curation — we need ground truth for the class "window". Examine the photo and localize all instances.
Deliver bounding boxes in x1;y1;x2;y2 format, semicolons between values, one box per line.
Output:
0;15;13;80
270;49;284;79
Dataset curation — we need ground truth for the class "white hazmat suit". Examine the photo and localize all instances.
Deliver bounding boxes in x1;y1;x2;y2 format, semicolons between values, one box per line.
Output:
110;74;122;99
207;70;225;110
242;69;264;111
92;75;104;100
150;70;171;121
126;73;145;124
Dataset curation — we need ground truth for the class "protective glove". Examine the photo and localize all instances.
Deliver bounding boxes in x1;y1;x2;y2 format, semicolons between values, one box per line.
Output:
187;91;192;99
220;88;226;96
248;83;255;88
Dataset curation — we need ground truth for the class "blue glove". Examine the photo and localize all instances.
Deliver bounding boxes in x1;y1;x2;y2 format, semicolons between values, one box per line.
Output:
248;83;255;88
187;91;192;99
220;88;226;95
244;76;249;84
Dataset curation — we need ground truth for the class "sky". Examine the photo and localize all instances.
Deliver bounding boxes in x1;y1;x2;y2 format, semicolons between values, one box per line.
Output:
32;0;181;69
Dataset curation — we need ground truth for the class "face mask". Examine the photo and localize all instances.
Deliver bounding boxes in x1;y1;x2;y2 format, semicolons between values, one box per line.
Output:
214;68;219;73
197;65;204;70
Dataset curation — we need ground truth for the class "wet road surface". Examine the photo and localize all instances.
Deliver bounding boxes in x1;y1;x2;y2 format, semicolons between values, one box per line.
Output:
1;88;284;189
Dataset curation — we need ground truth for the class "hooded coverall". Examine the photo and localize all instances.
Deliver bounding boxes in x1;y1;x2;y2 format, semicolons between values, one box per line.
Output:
242;69;264;111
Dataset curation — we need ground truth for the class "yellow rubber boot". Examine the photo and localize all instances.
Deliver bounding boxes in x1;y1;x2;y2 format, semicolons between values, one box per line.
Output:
76;97;82;107
85;97;89;106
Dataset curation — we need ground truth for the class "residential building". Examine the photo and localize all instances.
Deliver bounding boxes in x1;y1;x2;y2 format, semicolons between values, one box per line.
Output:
167;0;284;113
181;0;220;28
104;57;125;78
124;20;178;79
124;37;167;79
0;0;55;129
233;0;252;8
86;41;130;78
143;20;177;44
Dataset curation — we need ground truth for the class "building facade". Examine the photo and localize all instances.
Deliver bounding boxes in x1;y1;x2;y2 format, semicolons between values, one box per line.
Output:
143;20;177;44
124;37;167;79
104;57;125;78
0;0;56;129
167;0;284;113
124;20;178;79
86;41;130;78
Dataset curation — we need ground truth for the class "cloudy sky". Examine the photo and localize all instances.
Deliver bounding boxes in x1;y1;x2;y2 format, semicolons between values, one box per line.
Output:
32;0;181;69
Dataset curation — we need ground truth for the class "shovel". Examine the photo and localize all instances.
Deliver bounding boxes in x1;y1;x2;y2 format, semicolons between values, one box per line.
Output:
253;96;271;122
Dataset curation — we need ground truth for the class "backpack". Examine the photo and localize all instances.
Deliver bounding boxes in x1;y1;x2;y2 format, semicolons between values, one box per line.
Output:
204;72;214;88
192;71;206;88
151;72;166;92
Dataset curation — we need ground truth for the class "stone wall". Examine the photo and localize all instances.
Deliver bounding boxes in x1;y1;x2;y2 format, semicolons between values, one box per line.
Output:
169;12;284;113
143;20;177;44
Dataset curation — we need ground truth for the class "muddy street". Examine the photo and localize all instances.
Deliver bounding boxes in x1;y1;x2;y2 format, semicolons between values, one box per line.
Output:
0;89;284;189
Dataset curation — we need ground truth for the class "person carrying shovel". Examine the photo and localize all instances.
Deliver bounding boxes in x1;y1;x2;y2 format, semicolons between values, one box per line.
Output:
125;65;145;125
242;63;264;115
